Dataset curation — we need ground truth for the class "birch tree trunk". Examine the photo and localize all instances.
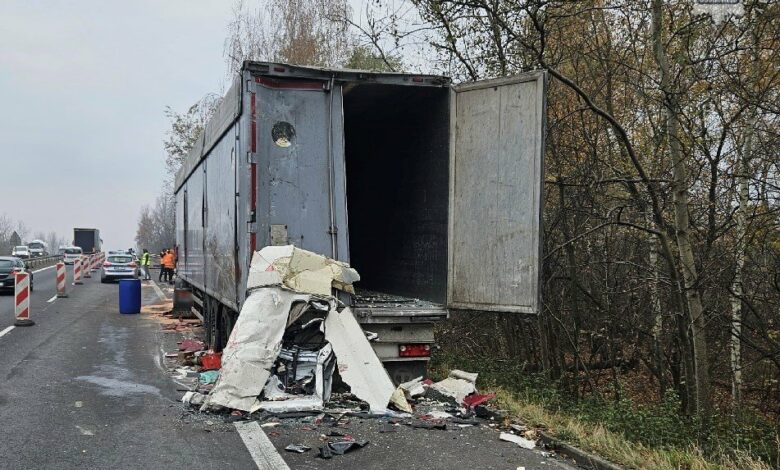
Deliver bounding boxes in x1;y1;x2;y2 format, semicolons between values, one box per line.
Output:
651;0;712;428
730;115;753;409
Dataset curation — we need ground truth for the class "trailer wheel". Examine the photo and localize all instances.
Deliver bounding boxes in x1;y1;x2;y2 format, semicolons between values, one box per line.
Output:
205;297;218;350
216;308;235;352
384;361;428;386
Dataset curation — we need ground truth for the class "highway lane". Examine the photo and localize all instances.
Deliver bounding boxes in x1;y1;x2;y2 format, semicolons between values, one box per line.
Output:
0;273;255;469
0;263;63;330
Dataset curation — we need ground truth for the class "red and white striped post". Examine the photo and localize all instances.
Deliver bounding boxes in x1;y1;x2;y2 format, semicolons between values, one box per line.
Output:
91;254;99;272
83;256;92;278
14;272;34;327
74;257;83;285
56;262;68;298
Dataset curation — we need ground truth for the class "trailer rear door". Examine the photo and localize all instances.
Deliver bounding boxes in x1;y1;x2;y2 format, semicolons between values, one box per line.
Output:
448;71;546;314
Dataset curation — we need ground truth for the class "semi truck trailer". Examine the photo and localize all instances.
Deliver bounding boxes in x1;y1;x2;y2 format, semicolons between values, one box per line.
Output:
173;62;546;384
73;228;101;254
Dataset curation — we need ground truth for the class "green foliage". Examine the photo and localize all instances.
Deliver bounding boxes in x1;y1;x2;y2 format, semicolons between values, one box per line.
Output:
345;45;402;72
430;352;780;465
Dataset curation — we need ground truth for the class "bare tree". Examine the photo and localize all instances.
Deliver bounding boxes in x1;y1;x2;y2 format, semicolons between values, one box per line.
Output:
224;0;352;75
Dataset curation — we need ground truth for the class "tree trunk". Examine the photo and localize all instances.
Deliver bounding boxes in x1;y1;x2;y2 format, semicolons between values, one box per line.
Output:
648;211;666;400
651;0;712;430
730;114;753;410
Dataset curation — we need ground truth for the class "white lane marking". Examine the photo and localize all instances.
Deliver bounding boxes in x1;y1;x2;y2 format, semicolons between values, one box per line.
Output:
0;325;15;338
47;295;57;303
234;421;291;470
150;280;168;302
32;265;55;274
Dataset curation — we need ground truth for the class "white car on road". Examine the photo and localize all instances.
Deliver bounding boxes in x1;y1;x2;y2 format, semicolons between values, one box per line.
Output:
59;246;83;265
11;245;31;259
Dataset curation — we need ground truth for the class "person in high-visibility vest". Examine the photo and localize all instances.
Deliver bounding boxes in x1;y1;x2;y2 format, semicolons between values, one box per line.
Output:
139;249;151;281
161;249;175;284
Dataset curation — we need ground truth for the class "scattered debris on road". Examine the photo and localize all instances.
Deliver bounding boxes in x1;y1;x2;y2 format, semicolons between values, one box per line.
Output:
500;432;537;450
284;443;311;453
156;246;561;463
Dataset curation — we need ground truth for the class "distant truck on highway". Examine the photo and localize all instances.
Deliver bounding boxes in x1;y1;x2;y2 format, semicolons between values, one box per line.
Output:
173;62;545;383
27;239;48;257
73;228;101;254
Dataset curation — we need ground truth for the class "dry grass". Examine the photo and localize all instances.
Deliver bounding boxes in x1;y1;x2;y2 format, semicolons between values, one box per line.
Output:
493;388;774;470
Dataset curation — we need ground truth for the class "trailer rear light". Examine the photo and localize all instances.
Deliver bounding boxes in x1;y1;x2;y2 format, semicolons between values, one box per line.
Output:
274;66;286;72
128;262;137;268
398;344;431;358
103;262;112;267
412;77;424;83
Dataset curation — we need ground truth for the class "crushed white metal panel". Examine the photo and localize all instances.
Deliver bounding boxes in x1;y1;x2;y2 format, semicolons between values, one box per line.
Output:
202;287;311;412
247;245;360;295
324;307;395;412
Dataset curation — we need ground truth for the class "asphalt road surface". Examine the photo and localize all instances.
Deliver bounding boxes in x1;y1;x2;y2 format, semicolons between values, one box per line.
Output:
0;269;575;469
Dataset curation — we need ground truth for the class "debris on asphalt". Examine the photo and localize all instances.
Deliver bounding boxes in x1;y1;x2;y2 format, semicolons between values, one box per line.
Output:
398;376;426;399
181;391;207;406
430;369;478;403
199;370;220;385
463;392;496;408
284;444;311;453
200;351;221;370
319;440;369;459
500;432;536;450
179;339;206;352
164;246;548;461
389;387;413;413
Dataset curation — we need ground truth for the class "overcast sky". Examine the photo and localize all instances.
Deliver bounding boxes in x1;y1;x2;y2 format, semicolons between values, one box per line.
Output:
0;0;238;249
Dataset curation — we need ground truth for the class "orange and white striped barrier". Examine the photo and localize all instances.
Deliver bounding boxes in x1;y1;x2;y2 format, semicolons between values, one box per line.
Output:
74;257;83;285
14;271;34;327
56;262;68;298
92;255;99;272
83;256;92;278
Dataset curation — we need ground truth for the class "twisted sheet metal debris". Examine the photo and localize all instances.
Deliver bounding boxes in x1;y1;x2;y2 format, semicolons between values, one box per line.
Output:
201;246;391;413
324;307;396;412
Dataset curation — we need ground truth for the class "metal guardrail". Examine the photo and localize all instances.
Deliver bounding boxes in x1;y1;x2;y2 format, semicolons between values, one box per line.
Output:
22;255;64;270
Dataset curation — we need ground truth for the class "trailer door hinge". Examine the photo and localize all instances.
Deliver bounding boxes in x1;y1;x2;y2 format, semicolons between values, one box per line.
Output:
247;151;259;164
327;226;338;235
247;222;258;233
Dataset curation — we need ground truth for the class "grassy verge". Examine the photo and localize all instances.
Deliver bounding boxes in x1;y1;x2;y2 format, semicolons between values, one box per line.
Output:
430;353;778;469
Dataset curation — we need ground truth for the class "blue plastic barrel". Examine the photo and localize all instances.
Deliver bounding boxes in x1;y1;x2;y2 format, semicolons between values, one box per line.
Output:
118;279;141;314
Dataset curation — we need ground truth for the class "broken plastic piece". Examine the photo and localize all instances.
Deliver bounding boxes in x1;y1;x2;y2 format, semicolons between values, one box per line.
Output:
463;392;496;408
389;388;413;413
178;339;205;352
411;421;447;430
200;352;222;370
199;370;220;385
181;391;206;406
399;376;426;398
430;370;478;403
319;440;369;459
423;410;452;420
499;432;536;450
284;444;311;453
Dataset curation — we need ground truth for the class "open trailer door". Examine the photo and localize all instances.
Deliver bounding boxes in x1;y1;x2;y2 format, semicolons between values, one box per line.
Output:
448;71;546;314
